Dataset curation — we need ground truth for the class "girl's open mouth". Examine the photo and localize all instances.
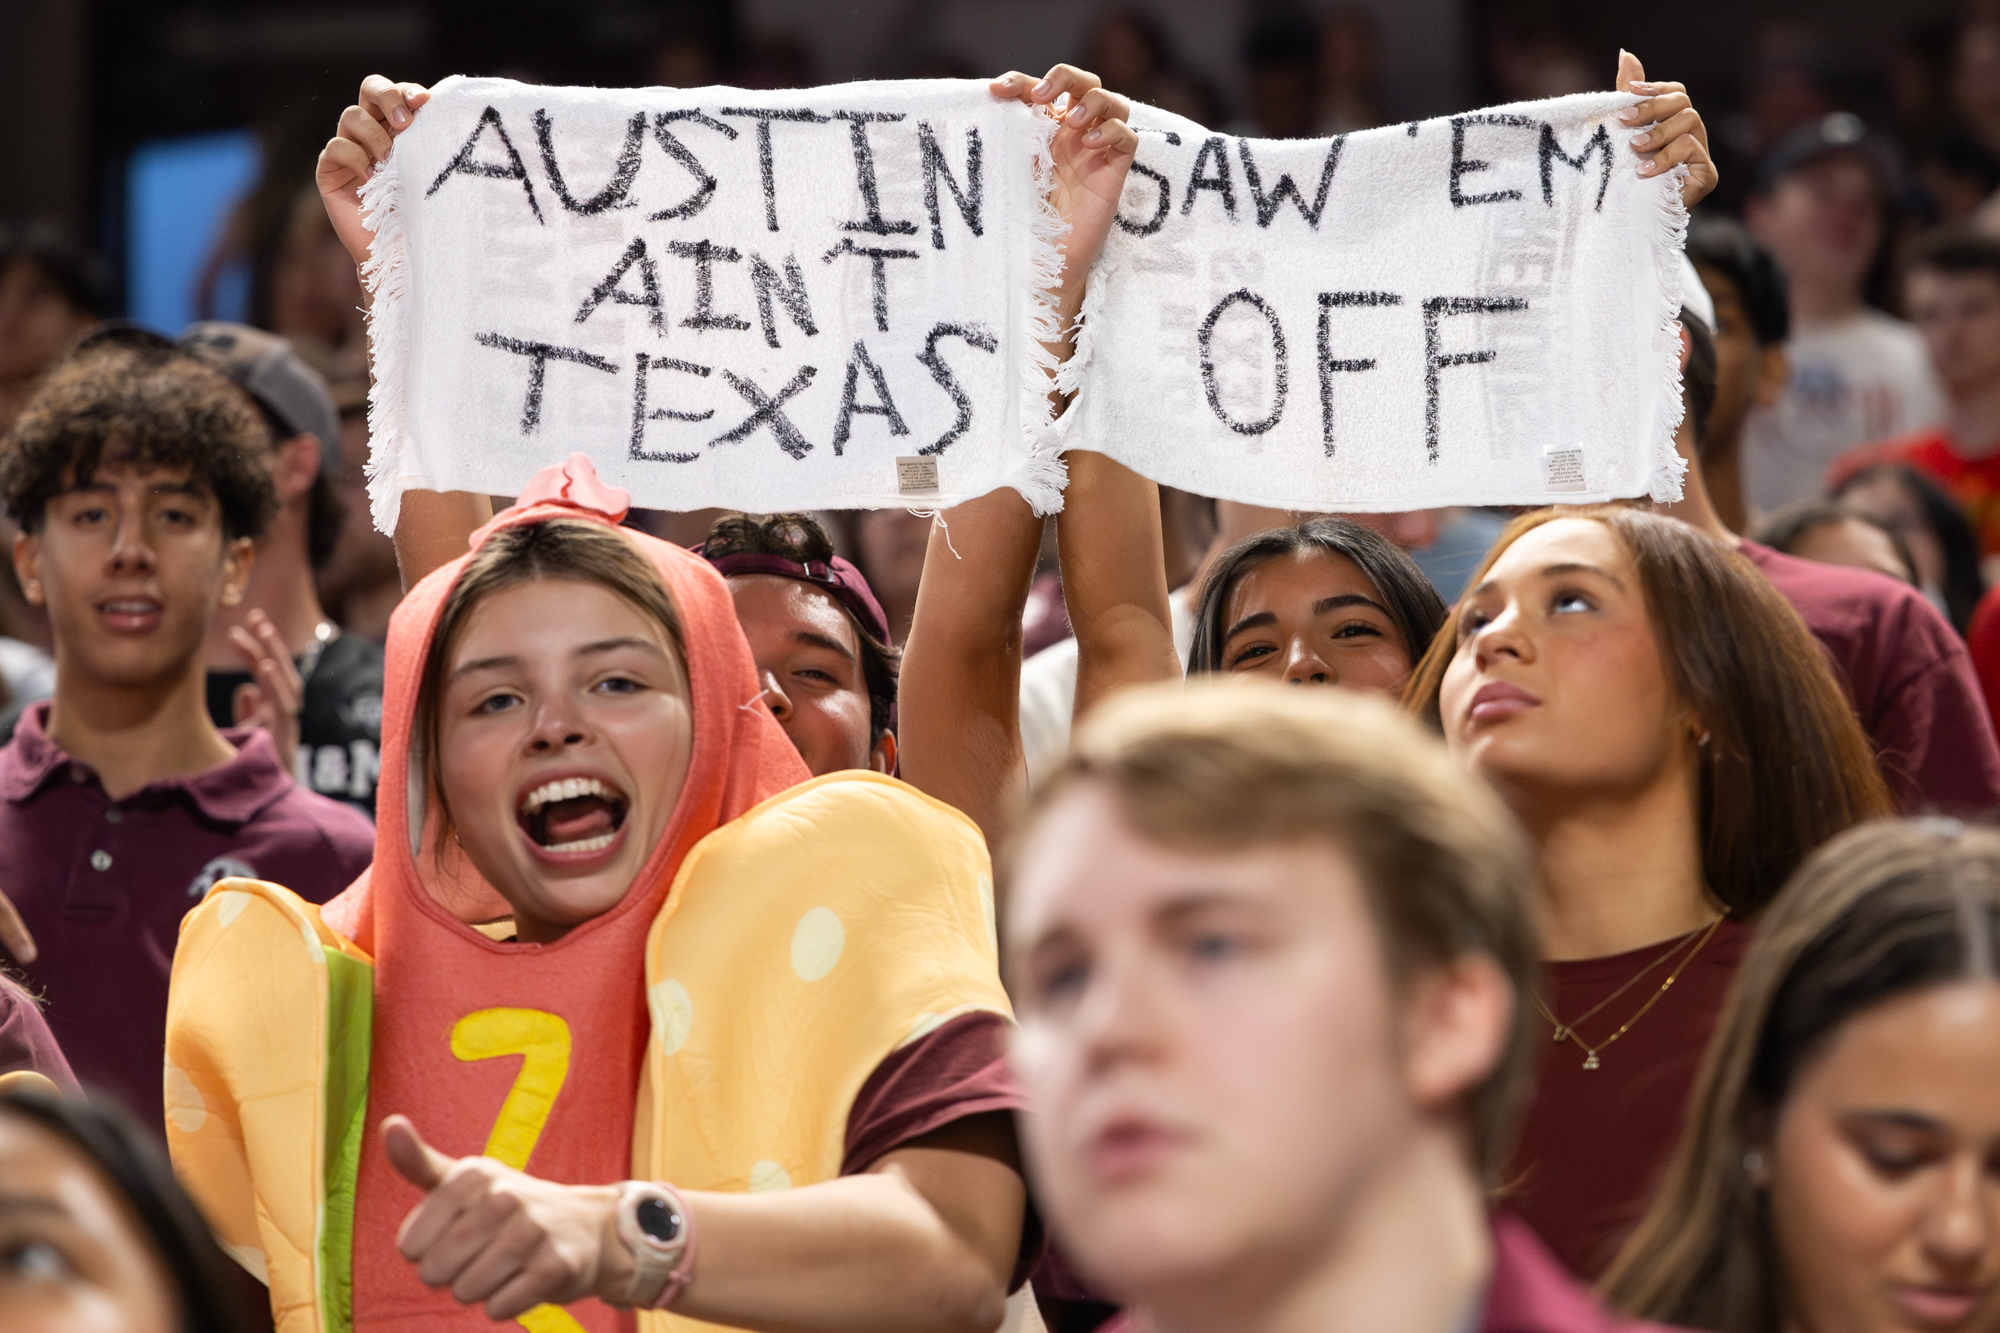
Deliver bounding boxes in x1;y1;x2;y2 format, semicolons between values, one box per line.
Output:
517;776;630;856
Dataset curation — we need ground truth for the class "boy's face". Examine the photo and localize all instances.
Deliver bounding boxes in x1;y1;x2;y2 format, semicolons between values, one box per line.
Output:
1908;267;2000;399
14;461;252;690
1006;781;1464;1303
1748;153;1883;298
725;573;892;777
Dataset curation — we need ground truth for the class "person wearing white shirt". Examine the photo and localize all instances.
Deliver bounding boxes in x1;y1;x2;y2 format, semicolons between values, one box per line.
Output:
1744;114;1946;513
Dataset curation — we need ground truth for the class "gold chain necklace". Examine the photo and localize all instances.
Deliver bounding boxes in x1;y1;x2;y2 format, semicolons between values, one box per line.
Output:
1536;917;1709;1039
1535;915;1725;1070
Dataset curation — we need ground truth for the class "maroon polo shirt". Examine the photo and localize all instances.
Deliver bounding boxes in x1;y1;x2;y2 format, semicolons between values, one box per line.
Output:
0;703;373;1133
1739;540;2000;814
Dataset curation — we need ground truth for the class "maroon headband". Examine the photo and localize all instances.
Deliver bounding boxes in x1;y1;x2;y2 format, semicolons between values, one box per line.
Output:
701;550;894;648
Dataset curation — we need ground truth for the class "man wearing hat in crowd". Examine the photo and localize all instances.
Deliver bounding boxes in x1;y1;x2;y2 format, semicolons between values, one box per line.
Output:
181;322;385;819
1742;112;1947;516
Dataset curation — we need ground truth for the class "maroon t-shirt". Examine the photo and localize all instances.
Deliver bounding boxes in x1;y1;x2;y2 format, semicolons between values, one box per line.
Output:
843;1010;1024;1173
0;703;374;1132
1739;540;2000;813
844;1009;1041;1288
1969;585;2000;740
1507;918;1753;1280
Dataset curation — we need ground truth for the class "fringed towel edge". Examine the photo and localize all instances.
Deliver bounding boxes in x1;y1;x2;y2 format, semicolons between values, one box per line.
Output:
1017;110;1070;516
359;148;413;536
1046;247;1112;480
1645;162;1692;503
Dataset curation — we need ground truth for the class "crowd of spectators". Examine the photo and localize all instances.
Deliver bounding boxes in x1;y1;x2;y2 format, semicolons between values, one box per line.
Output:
3;8;2000;1333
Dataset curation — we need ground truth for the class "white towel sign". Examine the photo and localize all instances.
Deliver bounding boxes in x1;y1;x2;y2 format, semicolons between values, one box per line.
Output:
360;76;1068;531
362;82;1688;528
1060;93;1689;510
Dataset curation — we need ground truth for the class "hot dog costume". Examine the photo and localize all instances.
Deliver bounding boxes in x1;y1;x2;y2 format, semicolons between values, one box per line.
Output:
165;460;1011;1333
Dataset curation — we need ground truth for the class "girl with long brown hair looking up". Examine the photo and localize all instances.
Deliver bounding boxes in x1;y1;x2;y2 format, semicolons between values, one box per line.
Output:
1405;504;1894;1279
1605;819;2000;1333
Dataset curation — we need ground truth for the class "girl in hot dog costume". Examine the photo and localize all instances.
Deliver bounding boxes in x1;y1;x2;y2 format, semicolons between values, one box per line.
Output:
164;458;1024;1333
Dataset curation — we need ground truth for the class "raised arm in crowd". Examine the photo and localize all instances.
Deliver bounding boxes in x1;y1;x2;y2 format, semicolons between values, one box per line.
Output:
896;68;1177;847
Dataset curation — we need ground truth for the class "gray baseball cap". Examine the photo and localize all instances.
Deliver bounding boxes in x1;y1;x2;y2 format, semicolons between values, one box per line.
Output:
1751;112;1901;200
179;322;342;478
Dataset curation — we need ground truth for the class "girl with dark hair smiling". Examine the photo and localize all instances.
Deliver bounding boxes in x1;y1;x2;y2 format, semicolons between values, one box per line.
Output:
1405;504;1894;1279
1187;518;1447;688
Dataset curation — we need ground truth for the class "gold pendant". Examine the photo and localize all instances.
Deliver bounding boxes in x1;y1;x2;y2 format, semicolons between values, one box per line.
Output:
1581;1051;1601;1070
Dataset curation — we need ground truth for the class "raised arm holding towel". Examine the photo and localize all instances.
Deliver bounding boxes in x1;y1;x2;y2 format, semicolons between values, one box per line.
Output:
242;65;1141;1331
317;75;494;591
1613;50;1717;208
899;65;1182;851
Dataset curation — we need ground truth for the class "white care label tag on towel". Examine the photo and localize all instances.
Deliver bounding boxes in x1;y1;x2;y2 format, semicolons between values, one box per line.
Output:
1543;443;1587;493
896;455;940;494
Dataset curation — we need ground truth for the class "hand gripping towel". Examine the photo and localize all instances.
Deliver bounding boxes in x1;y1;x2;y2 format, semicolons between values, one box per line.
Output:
360;77;1068;532
1059;92;1691;509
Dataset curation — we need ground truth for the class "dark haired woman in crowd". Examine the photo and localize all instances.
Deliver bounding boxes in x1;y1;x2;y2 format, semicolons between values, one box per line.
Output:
1186;518;1447;687
1833;462;1988;635
1406;505;1895;1278
1607;819;2000;1333
0;1087;247;1332
0;224;112;435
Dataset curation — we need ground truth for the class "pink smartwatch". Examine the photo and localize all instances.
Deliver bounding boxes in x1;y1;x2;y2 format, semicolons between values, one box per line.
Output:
613;1181;697;1309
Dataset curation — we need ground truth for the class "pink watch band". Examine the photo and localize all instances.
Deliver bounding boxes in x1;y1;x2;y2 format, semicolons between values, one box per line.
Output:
615;1181;698;1310
652;1196;697;1312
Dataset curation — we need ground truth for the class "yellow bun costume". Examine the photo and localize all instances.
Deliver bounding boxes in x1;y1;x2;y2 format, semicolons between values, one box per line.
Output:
165;461;1010;1333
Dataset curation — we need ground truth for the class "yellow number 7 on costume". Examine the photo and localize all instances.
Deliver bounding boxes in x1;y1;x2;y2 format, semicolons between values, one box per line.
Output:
449;1008;585;1333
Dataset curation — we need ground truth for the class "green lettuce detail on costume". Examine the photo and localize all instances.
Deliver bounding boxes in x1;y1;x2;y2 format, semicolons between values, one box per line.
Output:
320;948;374;1333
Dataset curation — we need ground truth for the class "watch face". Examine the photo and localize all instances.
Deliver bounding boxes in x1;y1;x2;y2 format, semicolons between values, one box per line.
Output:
635;1196;683;1246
